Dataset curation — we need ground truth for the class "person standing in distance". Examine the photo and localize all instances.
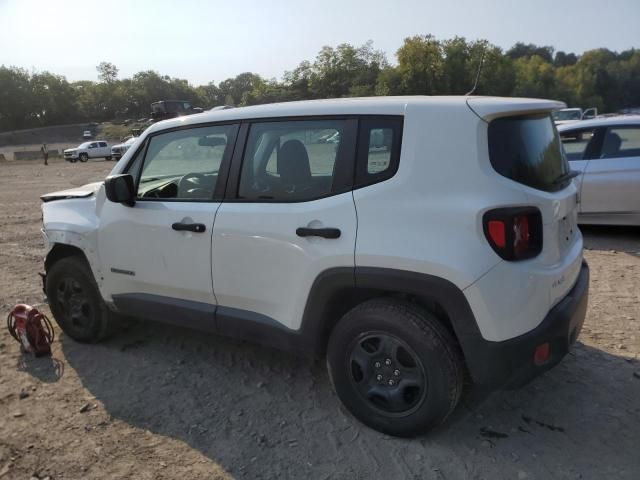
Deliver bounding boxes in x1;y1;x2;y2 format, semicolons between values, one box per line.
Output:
41;143;49;166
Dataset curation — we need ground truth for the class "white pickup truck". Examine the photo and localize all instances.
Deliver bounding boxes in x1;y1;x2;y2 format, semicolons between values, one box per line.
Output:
64;141;112;162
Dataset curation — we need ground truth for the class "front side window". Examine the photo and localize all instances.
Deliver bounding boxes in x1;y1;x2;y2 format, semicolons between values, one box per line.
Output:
488;114;570;192
238;119;349;201
560;129;596;161
599;126;640;159
134;124;236;200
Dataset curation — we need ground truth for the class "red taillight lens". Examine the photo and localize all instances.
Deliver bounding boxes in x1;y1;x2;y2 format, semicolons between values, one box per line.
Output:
483;208;542;261
487;220;506;248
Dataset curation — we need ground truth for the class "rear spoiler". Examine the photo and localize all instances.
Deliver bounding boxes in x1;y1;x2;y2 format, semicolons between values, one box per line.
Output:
466;97;566;122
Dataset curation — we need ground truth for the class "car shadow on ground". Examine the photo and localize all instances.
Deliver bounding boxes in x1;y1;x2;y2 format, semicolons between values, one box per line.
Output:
582;225;640;257
61;321;640;479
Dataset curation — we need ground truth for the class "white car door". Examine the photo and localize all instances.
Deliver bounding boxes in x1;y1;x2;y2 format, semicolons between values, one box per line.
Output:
212;119;358;331
97;123;239;318
580;125;640;219
98;141;109;157
559;127;597;213
87;142;99;158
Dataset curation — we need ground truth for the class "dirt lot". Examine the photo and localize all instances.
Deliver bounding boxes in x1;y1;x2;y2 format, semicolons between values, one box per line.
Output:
0;159;639;479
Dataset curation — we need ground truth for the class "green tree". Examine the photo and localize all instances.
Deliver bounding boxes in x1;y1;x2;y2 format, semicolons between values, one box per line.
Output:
0;66;32;130
512;55;556;98
507;42;554;63
97;62;119;83
394;35;444;95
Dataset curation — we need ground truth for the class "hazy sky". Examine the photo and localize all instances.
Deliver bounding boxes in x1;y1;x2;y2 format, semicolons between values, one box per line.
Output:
1;0;639;86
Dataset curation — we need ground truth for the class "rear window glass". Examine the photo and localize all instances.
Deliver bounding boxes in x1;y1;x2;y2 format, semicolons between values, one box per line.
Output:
488;114;570;192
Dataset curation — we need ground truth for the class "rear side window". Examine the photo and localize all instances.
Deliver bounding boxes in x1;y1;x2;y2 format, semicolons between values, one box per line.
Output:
599;126;640;159
355;116;403;187
488;114;570;192
560;129;596;161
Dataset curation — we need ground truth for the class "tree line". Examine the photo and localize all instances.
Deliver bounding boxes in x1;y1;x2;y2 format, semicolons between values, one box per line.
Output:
1;35;639;132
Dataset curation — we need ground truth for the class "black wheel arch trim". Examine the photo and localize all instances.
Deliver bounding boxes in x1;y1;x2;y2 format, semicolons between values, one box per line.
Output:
106;267;486;377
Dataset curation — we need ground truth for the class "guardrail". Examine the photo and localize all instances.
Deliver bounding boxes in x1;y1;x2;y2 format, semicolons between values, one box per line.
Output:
11;150;61;161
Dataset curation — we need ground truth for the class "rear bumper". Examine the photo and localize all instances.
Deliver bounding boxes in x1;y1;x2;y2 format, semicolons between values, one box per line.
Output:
466;261;589;389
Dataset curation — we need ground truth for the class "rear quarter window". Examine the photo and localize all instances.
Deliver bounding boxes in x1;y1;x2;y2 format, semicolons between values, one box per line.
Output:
488;114;570;192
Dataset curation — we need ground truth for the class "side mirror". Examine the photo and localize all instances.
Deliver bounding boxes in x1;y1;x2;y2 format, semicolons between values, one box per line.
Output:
105;174;135;206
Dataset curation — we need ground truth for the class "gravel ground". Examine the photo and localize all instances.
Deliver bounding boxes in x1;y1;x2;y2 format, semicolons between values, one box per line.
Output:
0;159;639;480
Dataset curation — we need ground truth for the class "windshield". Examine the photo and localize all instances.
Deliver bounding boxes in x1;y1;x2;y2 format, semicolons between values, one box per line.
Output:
552;110;582;121
488;114;570;192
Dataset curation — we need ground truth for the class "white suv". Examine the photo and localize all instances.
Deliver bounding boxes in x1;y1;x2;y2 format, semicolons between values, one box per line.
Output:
40;97;589;436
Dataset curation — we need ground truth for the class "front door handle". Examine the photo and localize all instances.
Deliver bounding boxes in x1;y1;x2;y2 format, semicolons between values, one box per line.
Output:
296;227;341;239
172;222;206;233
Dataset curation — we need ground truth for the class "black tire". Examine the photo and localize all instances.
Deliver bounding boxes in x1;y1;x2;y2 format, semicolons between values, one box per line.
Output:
79;153;89;162
105;156;112;161
327;298;464;437
45;256;119;343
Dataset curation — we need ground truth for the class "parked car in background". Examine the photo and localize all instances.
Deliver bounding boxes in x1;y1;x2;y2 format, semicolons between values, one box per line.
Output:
559;115;640;225
553;107;598;125
150;100;203;122
42;96;588;437
110;137;137;161
64;141;112;162
82;130;93;139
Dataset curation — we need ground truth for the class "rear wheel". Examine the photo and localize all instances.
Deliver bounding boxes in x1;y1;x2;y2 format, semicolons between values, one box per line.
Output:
327;298;464;437
105;156;112;161
79;153;88;162
45;256;119;342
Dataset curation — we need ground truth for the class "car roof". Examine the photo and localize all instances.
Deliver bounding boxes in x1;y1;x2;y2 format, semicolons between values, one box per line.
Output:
145;95;565;133
557;115;640;131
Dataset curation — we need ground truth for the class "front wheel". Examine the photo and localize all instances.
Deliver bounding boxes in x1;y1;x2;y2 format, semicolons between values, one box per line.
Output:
79;153;88;162
327;298;464;437
45;256;119;342
105;156;112;161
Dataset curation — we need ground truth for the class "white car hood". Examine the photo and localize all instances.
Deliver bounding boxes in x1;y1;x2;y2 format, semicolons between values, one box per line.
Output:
41;182;103;203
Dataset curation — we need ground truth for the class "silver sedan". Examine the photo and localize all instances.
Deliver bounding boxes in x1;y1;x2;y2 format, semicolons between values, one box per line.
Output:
558;116;640;226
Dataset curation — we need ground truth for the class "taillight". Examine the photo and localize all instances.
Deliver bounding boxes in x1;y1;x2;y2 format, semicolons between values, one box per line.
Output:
483;207;542;261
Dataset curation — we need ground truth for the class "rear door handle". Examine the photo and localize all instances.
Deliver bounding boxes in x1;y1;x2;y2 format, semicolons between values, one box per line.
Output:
172;222;206;233
296;227;341;239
